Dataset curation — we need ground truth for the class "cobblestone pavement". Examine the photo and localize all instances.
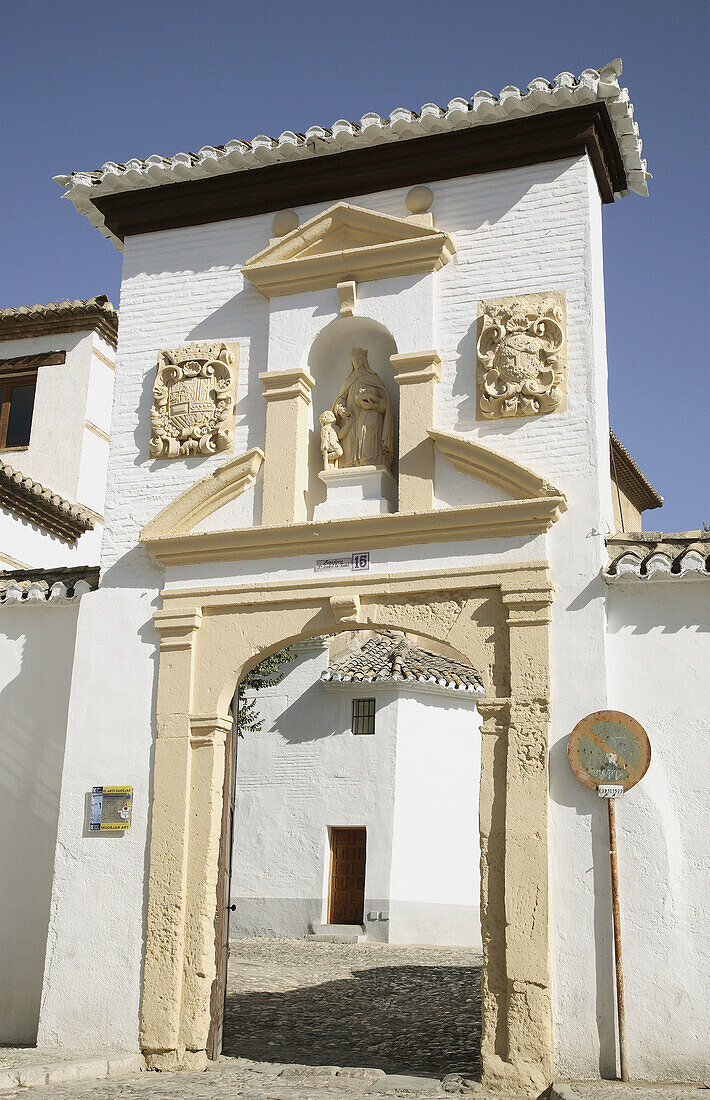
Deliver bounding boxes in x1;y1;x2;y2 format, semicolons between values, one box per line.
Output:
5;1060;706;1100
223;938;483;1078
0;1059;488;1099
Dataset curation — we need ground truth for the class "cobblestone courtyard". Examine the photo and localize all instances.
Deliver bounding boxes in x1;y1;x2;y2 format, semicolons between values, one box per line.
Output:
7;939;703;1099
223;938;483;1078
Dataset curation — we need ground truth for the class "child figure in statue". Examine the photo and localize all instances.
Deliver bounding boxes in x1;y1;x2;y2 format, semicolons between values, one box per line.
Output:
319;410;343;470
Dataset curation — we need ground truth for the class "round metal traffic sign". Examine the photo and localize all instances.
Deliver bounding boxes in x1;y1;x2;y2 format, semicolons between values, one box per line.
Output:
568;710;651;792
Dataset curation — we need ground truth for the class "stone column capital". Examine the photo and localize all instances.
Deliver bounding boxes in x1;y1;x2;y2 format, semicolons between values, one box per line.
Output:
188;714;232;748
259;368;315;403
391;350;442;385
500;585;554;625
153;608;203;650
477;697;512;736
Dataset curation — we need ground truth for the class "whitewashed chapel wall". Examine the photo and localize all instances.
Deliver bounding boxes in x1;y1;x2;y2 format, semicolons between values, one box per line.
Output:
41;155;617;1066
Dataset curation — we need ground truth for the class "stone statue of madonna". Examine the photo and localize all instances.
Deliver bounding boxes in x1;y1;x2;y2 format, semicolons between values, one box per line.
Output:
331;347;394;470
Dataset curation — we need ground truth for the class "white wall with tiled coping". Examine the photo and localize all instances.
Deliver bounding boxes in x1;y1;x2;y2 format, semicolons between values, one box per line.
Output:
33;152;708;1082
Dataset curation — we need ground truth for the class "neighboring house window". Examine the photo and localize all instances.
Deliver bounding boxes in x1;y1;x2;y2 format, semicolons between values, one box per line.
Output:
352;697;376;735
0;372;36;450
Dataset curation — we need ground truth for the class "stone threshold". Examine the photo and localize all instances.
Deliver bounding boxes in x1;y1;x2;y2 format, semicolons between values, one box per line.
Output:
0;1050;144;1092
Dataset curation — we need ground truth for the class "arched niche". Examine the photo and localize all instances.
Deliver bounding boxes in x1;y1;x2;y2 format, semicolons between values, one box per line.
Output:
305;316;398;520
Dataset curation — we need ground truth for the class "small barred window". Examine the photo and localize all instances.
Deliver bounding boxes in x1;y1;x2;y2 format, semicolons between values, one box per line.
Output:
352;697;376;735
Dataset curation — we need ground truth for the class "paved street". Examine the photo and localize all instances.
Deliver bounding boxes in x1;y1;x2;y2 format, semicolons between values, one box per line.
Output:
2;941;704;1098
223;938;483;1078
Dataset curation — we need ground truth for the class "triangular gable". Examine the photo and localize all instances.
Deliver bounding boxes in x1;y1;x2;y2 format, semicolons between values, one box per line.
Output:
243;202;456;298
428;429;565;503
141;448;263;540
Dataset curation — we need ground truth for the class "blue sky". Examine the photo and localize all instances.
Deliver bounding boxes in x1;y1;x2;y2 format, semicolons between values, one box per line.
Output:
2;0;707;530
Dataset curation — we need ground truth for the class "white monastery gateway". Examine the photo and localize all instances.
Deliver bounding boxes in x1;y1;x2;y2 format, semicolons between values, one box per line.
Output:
0;59;708;1095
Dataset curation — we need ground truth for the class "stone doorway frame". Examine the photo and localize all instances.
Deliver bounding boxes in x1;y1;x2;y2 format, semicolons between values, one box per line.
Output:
140;560;554;1095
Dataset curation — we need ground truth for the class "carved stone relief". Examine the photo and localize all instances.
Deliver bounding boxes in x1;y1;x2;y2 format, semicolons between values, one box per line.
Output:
149;342;238;458
374;593;465;636
319;347;394;472
477;293;566;420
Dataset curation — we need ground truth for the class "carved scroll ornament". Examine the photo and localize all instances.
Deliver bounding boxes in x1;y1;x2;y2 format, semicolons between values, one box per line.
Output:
477;293;566;420
149;342;238;458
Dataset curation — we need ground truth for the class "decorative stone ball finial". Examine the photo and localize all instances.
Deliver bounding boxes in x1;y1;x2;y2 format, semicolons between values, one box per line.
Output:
272;210;299;237
405;185;434;215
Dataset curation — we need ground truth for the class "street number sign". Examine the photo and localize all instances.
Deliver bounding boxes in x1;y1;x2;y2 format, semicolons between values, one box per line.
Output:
568;710;651;793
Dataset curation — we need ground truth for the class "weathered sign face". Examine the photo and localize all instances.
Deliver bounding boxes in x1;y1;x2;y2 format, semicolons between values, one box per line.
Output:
567;710;651;792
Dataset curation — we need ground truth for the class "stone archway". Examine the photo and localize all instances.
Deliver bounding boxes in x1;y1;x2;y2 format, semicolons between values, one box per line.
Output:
140;561;554;1096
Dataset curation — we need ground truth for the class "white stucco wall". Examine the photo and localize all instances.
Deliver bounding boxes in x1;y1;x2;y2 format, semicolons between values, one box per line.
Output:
0;328;114;570
40;150;703;1084
230;643;481;945
598;581;708;1082
230;640;398;941
389;692;481;947
37;580;161;1053
0;601;80;1043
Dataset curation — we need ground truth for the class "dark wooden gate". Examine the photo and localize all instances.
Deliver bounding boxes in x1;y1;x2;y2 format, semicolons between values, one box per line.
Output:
207;713;237;1059
328;827;366;925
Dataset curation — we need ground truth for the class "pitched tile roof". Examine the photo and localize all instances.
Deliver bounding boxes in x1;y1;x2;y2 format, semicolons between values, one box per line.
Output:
0;564;100;604
609;429;663;513
605;532;710;581
55;60;648;249
0;459;95;542
0;296;118;349
321;630;483;695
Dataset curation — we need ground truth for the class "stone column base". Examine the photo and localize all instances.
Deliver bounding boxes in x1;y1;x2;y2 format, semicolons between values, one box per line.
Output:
314;465;397;521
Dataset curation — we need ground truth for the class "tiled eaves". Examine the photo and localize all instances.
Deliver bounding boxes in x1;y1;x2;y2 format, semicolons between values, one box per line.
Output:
54;60;648;250
0;296;119;350
0;460;95;543
605;532;710;581
321;630;484;695
610;429;663;512
0;564;100;605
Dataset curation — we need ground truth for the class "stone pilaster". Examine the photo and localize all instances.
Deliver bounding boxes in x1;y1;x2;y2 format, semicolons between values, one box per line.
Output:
179;715;233;1055
391;351;441;513
259;368;315;525
486;584;554;1095
141;609;203;1065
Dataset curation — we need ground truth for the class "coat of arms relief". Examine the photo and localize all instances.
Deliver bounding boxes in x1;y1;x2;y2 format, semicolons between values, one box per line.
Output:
149;342;238;458
476;292;566;420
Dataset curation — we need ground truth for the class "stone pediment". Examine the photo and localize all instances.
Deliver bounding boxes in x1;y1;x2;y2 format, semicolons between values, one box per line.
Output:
428;429;564;501
141;448;264;539
242;202;456;298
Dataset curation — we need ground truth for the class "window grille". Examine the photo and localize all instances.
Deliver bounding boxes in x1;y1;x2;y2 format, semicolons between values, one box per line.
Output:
352;697;376;735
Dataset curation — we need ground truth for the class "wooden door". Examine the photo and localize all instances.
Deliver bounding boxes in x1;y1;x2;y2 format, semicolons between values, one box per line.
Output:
207;714;237;1059
328;827;366;925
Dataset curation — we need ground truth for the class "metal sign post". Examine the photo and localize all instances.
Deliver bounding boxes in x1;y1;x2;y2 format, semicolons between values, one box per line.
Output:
567;710;651;1083
606;791;627;1081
